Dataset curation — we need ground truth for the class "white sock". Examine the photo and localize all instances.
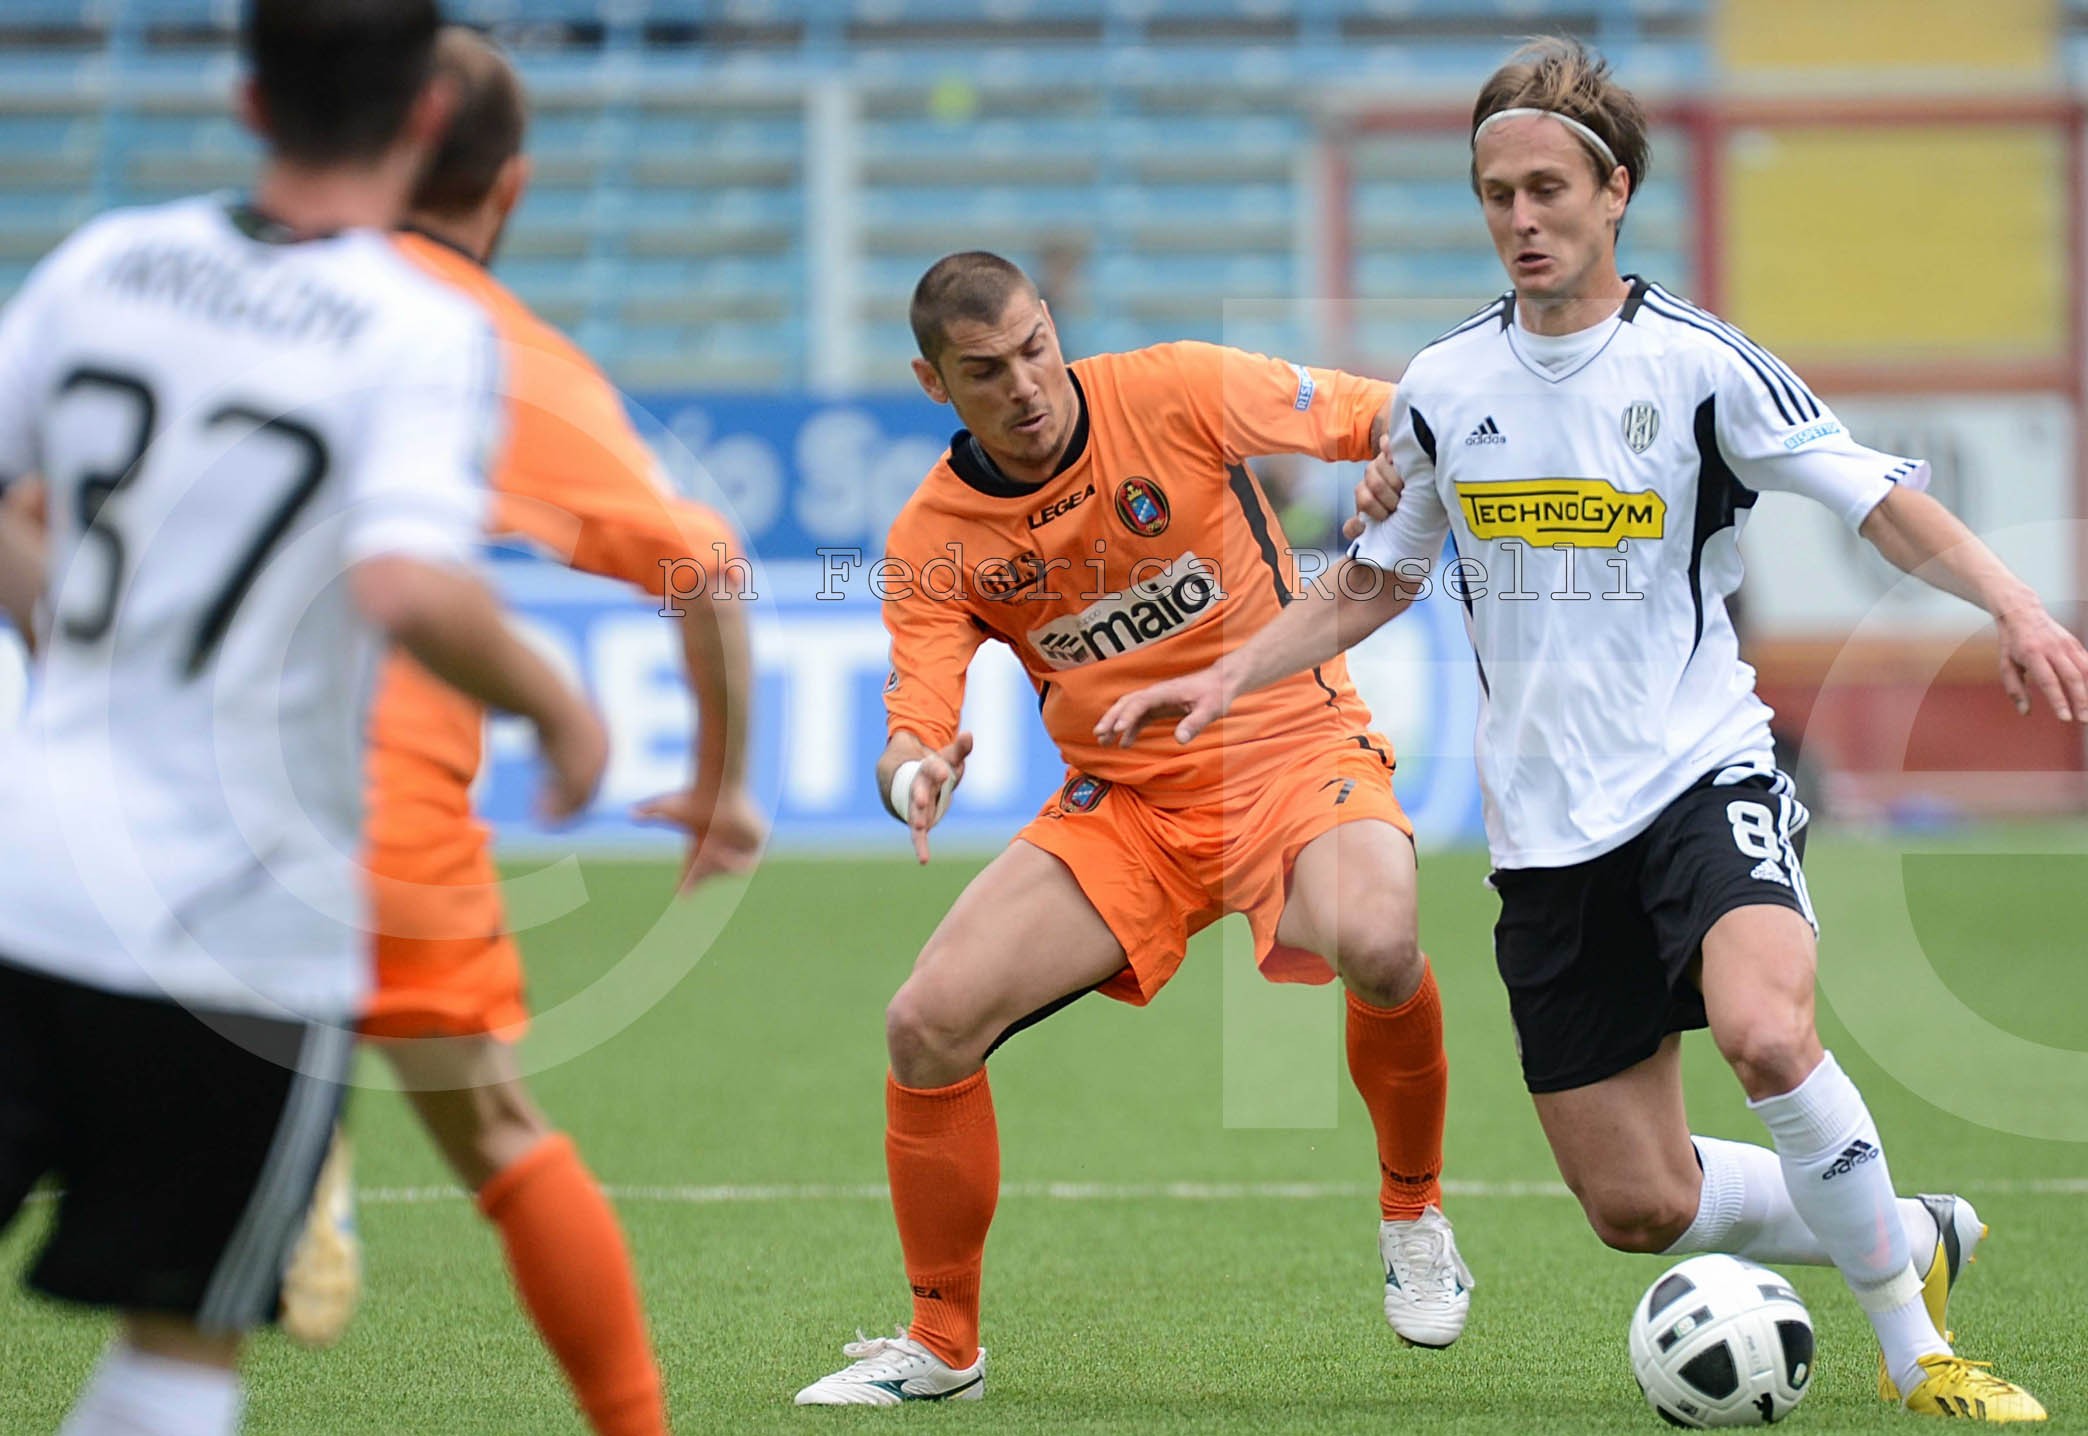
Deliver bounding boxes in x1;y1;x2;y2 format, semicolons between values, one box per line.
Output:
59;1342;243;1436
1668;1134;1940;1275
1747;1052;1946;1396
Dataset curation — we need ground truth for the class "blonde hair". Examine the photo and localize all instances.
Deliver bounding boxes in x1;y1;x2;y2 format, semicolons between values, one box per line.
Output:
1471;37;1649;204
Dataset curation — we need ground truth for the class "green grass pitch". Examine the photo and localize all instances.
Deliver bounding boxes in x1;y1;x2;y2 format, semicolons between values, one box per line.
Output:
3;830;2085;1433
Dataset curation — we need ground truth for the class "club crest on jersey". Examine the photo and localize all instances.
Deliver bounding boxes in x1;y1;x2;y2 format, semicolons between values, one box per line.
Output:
1027;552;1223;670
1621;401;1661;454
1114;477;1170;537
1059;773;1111;813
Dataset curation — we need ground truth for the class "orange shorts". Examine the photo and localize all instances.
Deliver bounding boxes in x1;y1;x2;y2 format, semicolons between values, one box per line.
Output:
358;817;529;1041
1018;731;1412;1005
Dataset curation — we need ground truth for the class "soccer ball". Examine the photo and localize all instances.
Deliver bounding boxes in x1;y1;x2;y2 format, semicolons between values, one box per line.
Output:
1628;1254;1814;1427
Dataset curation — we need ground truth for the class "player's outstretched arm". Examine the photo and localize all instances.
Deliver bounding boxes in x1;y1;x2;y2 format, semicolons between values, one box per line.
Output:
877;728;973;866
1859;484;2088;722
633;588;766;891
351;554;608;820
1094;558;1414;747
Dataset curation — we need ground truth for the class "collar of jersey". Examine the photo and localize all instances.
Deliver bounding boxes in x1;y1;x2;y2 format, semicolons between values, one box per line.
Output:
223;196;345;247
398;223;484;269
1504;275;1649;385
947;369;1091;499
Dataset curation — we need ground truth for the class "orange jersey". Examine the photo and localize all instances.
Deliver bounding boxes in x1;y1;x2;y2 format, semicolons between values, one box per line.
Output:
883;341;1392;800
367;231;742;857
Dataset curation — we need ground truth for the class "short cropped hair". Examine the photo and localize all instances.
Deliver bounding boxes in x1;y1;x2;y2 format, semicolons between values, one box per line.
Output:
910;251;1038;365
411;28;528;216
1471;37;1650;206
243;0;440;166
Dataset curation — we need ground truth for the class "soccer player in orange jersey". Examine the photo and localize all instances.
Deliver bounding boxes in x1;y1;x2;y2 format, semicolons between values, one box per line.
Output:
795;253;1467;1406
280;32;761;1436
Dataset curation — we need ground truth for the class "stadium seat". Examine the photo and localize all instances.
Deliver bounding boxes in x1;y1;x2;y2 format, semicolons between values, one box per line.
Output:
0;0;1710;383
0;0;104;34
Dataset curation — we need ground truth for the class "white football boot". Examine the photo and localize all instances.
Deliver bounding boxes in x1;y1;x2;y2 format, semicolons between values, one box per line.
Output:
794;1328;987;1406
1380;1204;1473;1348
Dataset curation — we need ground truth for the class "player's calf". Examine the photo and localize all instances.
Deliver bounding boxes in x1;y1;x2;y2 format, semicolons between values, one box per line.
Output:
1577;1184;1701;1255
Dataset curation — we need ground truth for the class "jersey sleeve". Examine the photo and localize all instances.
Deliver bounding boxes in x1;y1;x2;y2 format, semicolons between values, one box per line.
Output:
342;308;501;566
881;507;985;751
490;341;745;597
1711;347;1928;530
1348;390;1451;571
1172;341;1394;465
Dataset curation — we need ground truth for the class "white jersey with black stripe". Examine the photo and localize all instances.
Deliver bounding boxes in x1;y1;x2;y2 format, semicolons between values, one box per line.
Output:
1351;279;1924;869
0;196;498;1019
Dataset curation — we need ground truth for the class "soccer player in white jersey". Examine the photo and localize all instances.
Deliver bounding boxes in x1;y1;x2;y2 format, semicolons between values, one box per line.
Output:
1099;38;2077;1423
0;4;607;1435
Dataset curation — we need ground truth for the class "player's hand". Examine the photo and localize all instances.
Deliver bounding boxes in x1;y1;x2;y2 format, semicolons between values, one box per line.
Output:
1093;667;1233;748
631;782;767;892
1995;599;2088;722
907;732;973;865
1340;434;1405;544
532;700;609;825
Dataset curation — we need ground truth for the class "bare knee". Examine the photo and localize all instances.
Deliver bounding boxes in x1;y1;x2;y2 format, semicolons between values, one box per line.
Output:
1336;924;1424;1009
1714;1014;1823;1102
390;1043;551;1191
885;970;987;1090
1578;1186;1699;1254
464;1081;548;1181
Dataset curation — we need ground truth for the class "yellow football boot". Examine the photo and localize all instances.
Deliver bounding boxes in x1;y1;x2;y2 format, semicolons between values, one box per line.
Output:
1880;1194;1985;1401
279;1129;361;1349
1901;1356;2047;1422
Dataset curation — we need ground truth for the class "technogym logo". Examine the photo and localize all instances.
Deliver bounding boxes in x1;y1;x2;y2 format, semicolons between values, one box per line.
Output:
1456;478;1666;547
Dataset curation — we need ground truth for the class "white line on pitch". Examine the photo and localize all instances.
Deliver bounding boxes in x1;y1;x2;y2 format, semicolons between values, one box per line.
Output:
351;1176;2088;1206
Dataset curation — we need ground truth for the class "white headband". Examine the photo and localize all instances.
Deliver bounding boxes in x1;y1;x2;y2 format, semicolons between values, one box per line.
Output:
1473;107;1621;174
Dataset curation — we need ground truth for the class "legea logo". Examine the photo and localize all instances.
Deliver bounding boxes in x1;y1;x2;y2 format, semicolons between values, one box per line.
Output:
1027;553;1223;670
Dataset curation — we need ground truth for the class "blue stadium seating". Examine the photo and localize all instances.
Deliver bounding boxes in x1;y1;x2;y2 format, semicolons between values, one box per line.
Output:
0;1;1713;387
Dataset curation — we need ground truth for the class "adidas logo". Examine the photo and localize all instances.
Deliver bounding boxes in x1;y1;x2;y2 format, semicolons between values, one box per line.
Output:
1749;858;1790;887
1822;1140;1878;1181
1464;416;1506;446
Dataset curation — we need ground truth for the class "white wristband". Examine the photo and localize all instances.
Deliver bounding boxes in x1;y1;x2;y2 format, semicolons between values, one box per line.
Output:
888;759;954;825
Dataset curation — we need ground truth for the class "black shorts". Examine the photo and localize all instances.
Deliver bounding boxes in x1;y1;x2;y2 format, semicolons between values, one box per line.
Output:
1491;768;1815;1095
0;957;351;1332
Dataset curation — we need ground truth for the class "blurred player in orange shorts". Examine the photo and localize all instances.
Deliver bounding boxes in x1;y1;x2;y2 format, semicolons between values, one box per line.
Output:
281;31;761;1436
795;253;1468;1406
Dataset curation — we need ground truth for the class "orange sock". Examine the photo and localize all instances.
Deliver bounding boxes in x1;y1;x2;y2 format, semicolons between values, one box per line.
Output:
478;1134;668;1436
1346;961;1448;1221
886;1069;998;1370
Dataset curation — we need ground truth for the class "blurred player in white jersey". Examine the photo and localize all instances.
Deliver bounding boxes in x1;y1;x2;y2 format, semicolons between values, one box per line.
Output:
1102;37;2076;1424
0;3;606;1434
